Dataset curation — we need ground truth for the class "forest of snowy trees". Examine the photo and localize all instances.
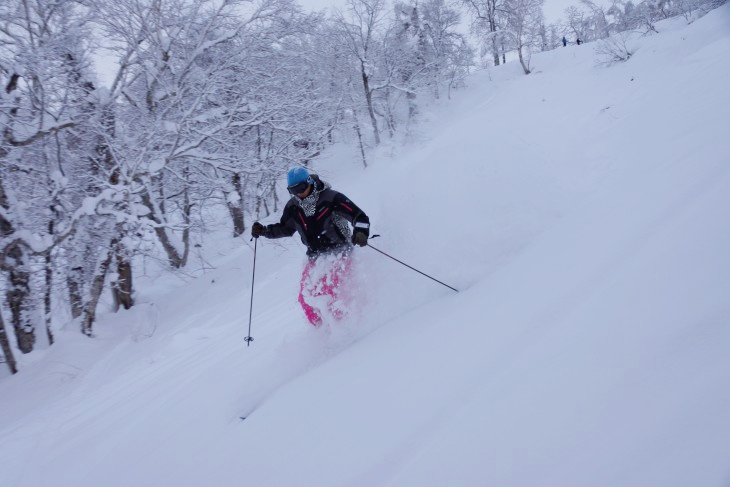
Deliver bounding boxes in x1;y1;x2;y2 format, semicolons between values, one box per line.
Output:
0;0;723;374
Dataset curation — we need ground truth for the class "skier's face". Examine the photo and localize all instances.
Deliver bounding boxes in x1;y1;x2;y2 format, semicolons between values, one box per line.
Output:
295;184;312;198
288;180;311;198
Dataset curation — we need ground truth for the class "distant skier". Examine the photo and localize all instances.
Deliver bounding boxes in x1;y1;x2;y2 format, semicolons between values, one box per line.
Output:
562;36;567;47
251;167;370;326
576;37;582;45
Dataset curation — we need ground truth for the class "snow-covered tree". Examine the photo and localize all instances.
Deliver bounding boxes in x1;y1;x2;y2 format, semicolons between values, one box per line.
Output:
419;0;474;96
332;0;389;147
502;0;544;74
461;0;506;66
1;0;96;354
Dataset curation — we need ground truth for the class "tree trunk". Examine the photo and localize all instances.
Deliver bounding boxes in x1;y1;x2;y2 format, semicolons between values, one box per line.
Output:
112;252;134;311
0;181;35;354
141;191;185;268
44;251;54;345
153;226;185;268
6;242;35;354
67;266;84;319
227;173;246;237
81;245;114;337
180;182;191;267
351;105;368;168
0;313;18;375
490;19;500;66
517;46;530;74
360;64;381;145
272;179;279;213
228;203;245;237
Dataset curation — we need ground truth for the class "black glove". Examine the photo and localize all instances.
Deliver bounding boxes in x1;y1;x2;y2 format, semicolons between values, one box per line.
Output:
251;222;267;238
352;231;368;247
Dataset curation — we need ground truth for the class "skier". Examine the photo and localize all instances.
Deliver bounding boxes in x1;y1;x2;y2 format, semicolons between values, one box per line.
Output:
562;36;567;47
251;167;370;326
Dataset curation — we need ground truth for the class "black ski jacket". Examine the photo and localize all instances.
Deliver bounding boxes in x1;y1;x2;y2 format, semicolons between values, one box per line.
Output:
262;176;370;257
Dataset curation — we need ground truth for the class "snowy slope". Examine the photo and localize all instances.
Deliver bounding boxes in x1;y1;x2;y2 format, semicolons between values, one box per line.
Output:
1;7;730;487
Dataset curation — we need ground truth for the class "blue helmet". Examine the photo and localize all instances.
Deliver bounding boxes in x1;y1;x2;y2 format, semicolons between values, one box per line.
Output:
287;167;312;188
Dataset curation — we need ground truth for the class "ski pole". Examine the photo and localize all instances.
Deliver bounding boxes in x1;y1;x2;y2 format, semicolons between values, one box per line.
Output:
245;237;258;346
366;243;459;293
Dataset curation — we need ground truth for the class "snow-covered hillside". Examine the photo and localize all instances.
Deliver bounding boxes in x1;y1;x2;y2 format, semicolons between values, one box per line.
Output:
1;7;729;487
